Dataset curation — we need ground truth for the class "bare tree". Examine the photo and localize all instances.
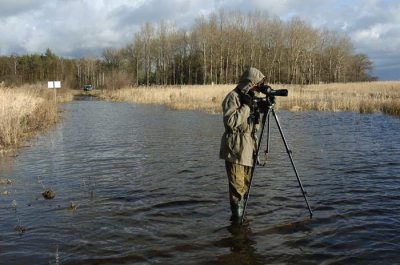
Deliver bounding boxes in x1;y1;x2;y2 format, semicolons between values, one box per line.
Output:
0;10;376;88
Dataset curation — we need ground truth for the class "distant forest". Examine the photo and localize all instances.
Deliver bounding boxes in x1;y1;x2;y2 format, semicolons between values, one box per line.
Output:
0;10;376;89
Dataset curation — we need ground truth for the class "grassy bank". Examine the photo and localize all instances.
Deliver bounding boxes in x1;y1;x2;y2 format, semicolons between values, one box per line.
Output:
96;84;233;114
98;81;400;116
0;84;74;152
1;81;397;151
279;82;400;116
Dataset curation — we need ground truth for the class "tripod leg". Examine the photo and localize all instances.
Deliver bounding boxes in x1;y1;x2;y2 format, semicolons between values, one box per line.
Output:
240;107;272;225
271;109;313;219
264;107;271;163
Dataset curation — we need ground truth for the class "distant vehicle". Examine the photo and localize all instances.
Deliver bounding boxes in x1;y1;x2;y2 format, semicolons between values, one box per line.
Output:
83;85;93;91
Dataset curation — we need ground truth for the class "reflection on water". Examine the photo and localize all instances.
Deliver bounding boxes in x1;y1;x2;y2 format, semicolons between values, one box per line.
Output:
0;98;399;264
215;223;264;265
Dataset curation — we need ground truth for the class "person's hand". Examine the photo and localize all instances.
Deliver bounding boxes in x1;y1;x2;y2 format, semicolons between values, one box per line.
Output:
241;93;252;107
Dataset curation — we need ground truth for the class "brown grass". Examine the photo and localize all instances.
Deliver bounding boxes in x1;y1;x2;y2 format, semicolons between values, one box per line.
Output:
96;84;233;114
98;81;400;116
2;81;397;151
0;84;74;152
278;82;400;115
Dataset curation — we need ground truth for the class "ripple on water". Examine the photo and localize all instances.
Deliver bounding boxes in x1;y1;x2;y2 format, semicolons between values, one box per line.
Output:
0;102;399;264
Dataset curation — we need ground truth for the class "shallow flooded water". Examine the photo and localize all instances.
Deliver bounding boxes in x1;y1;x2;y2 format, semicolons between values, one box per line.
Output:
1;98;399;264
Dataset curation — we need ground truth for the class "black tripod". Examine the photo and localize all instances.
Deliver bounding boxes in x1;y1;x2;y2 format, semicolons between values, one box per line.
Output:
240;98;313;225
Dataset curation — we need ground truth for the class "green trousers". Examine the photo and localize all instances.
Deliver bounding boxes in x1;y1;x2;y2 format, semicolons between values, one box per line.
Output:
225;161;251;204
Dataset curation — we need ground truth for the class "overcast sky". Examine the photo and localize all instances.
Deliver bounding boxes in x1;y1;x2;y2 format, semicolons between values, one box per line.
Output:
0;0;399;80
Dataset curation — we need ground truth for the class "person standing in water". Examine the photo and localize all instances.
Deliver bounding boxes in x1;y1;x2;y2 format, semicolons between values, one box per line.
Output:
219;67;266;222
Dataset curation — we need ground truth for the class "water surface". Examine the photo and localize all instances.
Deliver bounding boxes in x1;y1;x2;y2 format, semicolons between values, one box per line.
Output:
1;98;399;264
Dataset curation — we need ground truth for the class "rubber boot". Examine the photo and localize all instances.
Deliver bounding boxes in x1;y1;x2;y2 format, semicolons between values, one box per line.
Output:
237;200;244;218
230;201;239;222
230;200;244;223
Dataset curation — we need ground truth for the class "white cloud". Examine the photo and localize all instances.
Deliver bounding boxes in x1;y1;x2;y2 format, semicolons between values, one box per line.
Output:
0;0;45;16
354;26;383;42
0;0;399;79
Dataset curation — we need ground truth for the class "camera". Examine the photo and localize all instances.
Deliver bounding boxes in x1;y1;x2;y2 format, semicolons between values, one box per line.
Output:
250;85;288;112
257;84;288;97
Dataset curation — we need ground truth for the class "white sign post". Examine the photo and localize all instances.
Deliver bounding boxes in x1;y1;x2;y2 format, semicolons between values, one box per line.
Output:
48;81;61;102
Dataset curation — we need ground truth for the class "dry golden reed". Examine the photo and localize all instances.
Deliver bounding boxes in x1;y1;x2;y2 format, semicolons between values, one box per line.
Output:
0;84;74;151
99;81;400;116
97;84;234;114
278;82;400;114
2;81;397;151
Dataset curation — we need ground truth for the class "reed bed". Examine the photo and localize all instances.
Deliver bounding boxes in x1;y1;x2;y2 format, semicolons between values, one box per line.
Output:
2;81;397;151
99;81;400;116
98;84;234;114
0;84;74;151
279;82;400;116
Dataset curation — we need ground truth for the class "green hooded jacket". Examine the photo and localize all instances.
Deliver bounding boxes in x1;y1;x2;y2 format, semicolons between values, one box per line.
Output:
219;67;265;167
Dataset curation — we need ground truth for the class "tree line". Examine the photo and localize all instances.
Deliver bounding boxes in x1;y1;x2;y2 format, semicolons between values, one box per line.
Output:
0;10;376;89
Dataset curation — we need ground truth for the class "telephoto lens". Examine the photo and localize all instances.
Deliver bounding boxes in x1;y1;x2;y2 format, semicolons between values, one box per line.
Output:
257;85;288;97
268;88;288;97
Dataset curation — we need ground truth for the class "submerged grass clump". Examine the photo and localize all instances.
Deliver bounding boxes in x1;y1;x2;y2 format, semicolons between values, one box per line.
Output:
98;81;400;116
